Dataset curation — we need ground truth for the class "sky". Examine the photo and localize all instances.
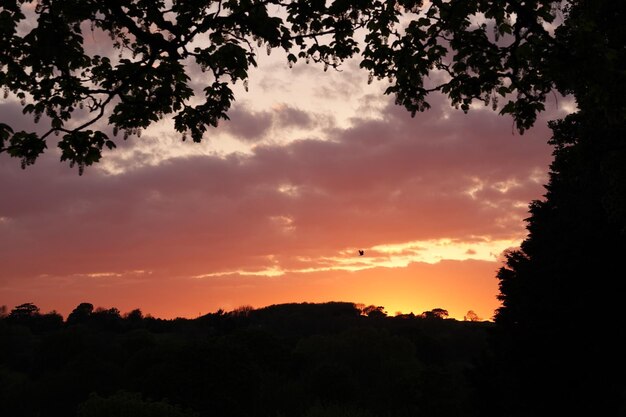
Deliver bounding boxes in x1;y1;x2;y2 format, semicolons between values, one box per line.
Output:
0;18;573;320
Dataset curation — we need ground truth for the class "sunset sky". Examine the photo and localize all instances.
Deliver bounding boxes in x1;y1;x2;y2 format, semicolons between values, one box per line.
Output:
0;33;573;320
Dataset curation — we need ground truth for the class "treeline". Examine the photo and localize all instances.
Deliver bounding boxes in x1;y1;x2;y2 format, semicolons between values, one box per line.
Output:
0;302;492;417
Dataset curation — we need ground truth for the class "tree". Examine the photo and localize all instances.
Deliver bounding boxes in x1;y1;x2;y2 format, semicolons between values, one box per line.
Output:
488;1;626;415
420;308;448;319
490;118;626;416
2;0;563;172
361;305;387;318
231;304;254;317
463;310;480;322
124;308;144;321
8;302;40;319
78;391;198;417
5;302;63;332
67;302;95;324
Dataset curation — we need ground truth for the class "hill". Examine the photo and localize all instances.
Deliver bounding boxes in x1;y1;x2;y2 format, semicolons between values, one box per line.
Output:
0;301;493;417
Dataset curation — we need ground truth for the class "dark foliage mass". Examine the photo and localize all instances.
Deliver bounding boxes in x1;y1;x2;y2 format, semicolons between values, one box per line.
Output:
2;0;563;171
487;1;626;416
0;302;491;417
486;113;626;417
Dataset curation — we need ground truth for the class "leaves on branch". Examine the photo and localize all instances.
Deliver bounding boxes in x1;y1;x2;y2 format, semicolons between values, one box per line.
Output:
0;0;565;172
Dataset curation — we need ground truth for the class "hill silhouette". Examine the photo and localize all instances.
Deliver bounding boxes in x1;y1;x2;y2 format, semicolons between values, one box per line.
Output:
0;301;491;417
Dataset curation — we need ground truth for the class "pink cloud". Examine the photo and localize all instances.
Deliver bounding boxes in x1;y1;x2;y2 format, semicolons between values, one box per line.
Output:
221;104;273;141
1;92;556;317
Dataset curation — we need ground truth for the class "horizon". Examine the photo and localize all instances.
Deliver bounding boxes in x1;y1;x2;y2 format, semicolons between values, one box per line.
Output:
2;299;489;322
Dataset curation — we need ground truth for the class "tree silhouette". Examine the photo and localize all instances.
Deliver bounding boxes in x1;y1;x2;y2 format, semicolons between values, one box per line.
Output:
78;391;197;417
463;310;480;322
8;302;40;319
67;302;95;324
361;305;387;318
0;300;496;417
491;119;626;416
488;1;626;415
125;308;143;319
420;308;448;319
3;0;565;171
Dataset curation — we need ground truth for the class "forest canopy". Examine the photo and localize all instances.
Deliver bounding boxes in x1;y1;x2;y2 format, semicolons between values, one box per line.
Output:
0;301;491;417
1;0;566;171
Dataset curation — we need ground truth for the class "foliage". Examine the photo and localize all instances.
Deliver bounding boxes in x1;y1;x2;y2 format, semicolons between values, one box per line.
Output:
78;391;197;417
9;302;40;318
420;308;448;319
1;0;565;171
0;301;491;417
360;304;387;318
490;113;626;416
488;1;626;415
463;310;480;322
67;302;95;324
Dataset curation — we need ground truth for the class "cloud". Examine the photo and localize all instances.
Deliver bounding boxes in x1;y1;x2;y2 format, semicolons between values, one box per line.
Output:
221;104;273;142
272;104;314;129
1;81;557;320
1;94;551;276
0;8;580;321
218;102;316;143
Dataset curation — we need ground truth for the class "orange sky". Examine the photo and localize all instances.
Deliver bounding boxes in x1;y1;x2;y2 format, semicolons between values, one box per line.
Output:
0;47;569;321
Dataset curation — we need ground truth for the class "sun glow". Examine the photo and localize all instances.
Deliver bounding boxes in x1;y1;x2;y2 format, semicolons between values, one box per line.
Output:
369;237;517;264
191;237;519;279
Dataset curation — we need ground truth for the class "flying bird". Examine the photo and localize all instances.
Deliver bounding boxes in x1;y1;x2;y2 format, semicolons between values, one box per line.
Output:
358;250;364;256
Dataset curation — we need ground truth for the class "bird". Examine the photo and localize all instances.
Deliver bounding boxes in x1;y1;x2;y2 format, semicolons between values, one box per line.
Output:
358;250;364;256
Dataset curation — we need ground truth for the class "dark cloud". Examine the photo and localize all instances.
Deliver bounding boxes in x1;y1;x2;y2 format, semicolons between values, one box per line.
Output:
273;105;313;129
221;104;273;142
218;102;318;142
0;101;51;136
